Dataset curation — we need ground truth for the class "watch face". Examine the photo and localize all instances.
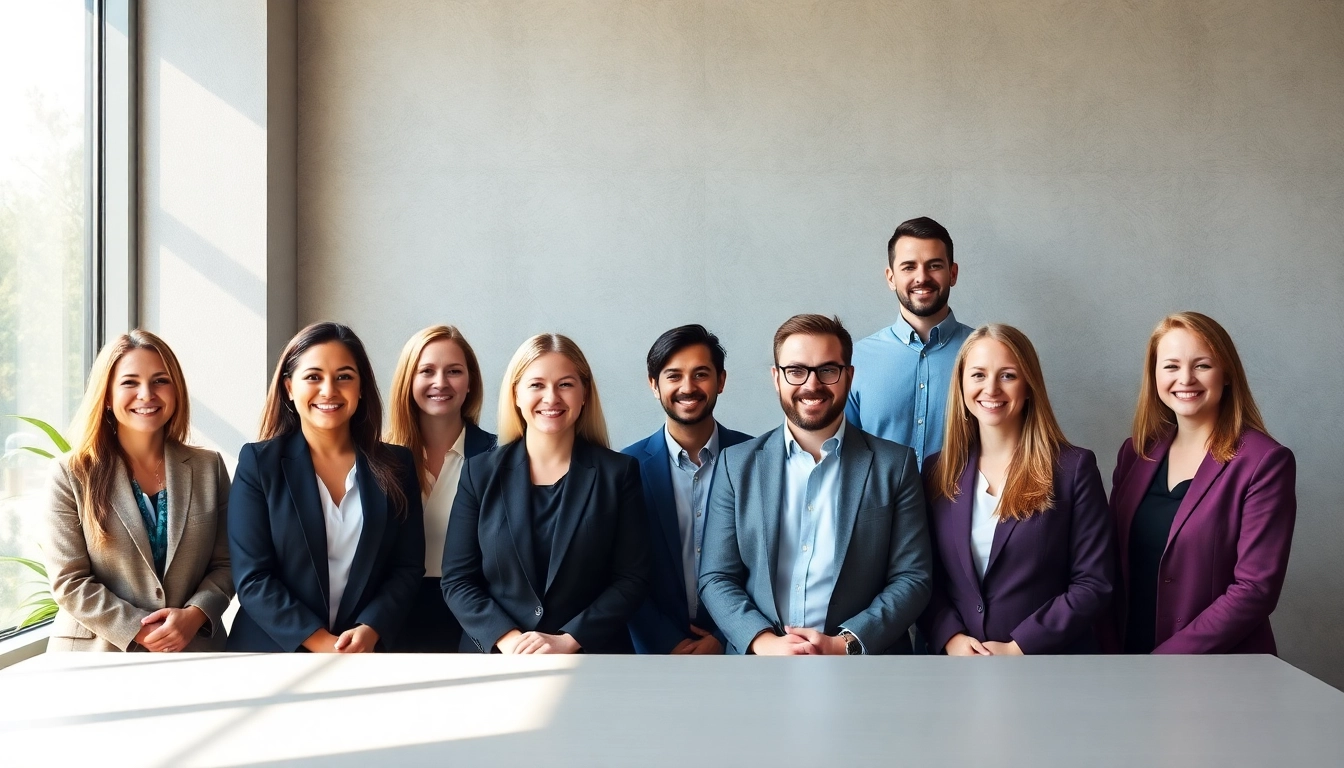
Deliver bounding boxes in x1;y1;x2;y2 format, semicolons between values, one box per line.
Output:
844;633;861;654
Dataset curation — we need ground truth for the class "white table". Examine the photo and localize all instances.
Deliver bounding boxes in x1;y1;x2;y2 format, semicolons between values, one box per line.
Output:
2;652;1341;766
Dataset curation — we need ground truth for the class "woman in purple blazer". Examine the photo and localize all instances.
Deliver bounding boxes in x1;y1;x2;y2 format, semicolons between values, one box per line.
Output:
1109;312;1295;655
918;324;1114;656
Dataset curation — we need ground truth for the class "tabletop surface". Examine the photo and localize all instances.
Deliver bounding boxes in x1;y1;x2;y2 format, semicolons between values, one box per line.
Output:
2;652;1342;767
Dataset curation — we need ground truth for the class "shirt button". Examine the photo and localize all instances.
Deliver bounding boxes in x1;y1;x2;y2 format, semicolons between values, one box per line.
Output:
807;504;814;512
918;419;924;425
696;547;700;554
919;383;925;389
802;544;810;552
534;606;543;617
696;512;702;518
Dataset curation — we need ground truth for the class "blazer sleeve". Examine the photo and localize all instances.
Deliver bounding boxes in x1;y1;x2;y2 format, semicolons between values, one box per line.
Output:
558;459;652;648
627;590;693;654
228;444;327;651
839;447;933;653
1095;440;1137;654
353;448;425;647
1154;444;1297;654
1008;449;1116;654
183;452;235;637
698;454;777;653
42;461;151;650
441;458;524;652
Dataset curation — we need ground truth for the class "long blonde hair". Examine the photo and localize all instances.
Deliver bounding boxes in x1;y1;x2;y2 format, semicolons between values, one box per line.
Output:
931;324;1068;520
496;333;608;448
1132;312;1267;463
386;325;485;493
68;330;191;544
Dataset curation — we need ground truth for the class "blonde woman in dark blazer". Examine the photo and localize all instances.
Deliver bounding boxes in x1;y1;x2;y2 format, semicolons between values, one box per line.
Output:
43;330;233;652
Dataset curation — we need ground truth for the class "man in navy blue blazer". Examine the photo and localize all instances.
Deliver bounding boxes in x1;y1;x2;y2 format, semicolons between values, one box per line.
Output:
623;325;751;654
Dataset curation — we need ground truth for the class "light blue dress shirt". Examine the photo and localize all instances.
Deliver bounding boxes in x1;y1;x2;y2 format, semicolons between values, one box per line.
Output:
665;424;721;619
774;420;845;633
845;310;973;466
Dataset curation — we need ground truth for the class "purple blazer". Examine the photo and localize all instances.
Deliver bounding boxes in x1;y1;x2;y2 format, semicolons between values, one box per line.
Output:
1108;429;1296;655
918;445;1115;655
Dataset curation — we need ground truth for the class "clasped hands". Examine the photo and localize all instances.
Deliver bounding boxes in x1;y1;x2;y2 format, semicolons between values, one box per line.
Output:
133;606;208;652
750;625;849;656
670;624;723;655
302;624;381;653
944;633;1023;656
495;629;581;654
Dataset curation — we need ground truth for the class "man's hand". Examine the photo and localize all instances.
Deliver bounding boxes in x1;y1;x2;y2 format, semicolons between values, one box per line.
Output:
982;640;1023;656
669;624;724;655
785;626;846;655
944;633;992;656
137;606;208;652
750;630;819;655
301;627;342;653
334;624;380;653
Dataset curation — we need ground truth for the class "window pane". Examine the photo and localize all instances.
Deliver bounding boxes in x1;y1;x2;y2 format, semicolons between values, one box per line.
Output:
0;0;90;636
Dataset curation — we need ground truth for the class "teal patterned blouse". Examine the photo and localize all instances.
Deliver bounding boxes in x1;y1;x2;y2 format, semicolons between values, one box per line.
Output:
131;480;168;578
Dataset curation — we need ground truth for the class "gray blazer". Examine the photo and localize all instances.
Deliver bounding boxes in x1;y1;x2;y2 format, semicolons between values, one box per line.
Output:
698;422;933;654
43;442;234;651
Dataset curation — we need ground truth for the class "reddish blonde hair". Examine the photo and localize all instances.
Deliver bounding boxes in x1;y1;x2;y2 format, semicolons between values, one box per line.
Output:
386;325;485;493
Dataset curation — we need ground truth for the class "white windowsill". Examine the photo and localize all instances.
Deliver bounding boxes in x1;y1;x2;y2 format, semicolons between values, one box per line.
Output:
0;623;50;670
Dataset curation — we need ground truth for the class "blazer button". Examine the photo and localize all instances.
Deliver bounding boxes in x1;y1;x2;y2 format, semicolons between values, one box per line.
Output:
976;604;983;613
1163;578;1173;583
155;588;163;598
534;606;543;617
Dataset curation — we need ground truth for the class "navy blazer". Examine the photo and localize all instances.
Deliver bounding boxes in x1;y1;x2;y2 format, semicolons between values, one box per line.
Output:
462;422;498;459
918;445;1115;655
622;423;753;654
227;431;426;652
441;437;652;653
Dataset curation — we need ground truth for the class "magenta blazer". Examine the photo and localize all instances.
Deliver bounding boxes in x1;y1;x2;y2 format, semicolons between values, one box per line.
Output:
1109;429;1296;654
918;445;1115;655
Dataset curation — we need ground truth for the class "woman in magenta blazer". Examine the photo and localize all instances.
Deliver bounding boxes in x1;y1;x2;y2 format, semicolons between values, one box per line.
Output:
918;324;1114;656
1110;312;1295;655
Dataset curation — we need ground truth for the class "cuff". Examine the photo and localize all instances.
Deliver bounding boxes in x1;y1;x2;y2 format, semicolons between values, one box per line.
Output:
839;626;868;655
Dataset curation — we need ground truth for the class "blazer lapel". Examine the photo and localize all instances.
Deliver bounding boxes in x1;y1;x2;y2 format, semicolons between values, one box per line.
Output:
336;450;387;625
643;432;687;602
547;440;597;593
280;432;330;615
108;455;157;575
984;508;1019;579
950;449;982;592
755;427;786;619
1114;435;1170;583
1165;450;1228;552
162;441;193;575
829;425;871;579
499;442;540;597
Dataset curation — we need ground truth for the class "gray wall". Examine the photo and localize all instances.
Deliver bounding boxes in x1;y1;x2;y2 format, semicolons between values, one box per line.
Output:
290;1;1343;684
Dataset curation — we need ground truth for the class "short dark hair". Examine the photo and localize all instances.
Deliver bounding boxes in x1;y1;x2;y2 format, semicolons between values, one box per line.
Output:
773;314;853;366
887;216;953;268
646;324;728;380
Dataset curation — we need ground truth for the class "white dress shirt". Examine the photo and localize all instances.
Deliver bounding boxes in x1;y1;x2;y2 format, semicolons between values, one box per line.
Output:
422;428;467;577
664;424;721;619
774;419;845;632
970;471;1000;581
315;465;364;628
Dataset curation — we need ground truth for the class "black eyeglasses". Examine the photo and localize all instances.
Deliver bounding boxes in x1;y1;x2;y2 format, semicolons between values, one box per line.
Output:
775;364;846;386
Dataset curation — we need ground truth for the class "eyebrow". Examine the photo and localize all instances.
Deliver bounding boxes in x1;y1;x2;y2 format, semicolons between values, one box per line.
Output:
1161;357;1213;363
898;258;945;268
782;361;845;368
301;365;357;373
119;371;169;379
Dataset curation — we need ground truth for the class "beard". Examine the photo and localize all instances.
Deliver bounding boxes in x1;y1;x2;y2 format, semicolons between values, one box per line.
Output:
661;391;715;426
780;387;847;432
897;280;950;318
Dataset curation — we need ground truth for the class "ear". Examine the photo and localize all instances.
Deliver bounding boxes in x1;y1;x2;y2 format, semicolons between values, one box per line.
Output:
716;369;727;395
771;365;783;395
284;377;293;400
949;261;959;287
649;377;659;398
885;266;898;292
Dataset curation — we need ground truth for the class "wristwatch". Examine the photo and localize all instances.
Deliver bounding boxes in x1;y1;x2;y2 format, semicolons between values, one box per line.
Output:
839;629;863;655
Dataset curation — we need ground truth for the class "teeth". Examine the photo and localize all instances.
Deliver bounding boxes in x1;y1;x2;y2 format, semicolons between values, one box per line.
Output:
131;407;159;414
1173;392;1201;399
537;409;564;416
314;403;341;411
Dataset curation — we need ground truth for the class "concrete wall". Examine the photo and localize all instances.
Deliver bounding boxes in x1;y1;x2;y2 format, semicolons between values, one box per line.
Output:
293;1;1344;685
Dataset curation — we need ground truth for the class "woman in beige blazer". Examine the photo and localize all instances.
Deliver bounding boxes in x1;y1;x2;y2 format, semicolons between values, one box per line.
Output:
43;330;233;652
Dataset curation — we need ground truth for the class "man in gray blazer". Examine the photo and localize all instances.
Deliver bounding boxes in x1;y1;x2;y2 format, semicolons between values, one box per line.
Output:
699;314;932;655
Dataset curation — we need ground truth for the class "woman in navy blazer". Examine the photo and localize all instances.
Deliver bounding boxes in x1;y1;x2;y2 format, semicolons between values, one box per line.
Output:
1109;312;1295;655
441;333;651;654
386;324;496;651
918;324;1114;655
228;322;424;653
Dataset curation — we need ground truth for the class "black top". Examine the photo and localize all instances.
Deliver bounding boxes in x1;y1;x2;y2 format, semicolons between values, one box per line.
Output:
531;475;568;587
1125;456;1191;654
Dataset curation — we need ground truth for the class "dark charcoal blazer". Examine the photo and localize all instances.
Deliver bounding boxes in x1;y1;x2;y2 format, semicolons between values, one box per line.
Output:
918;445;1115;655
622;423;753;654
441;436;651;653
1107;430;1295;654
226;431;425;652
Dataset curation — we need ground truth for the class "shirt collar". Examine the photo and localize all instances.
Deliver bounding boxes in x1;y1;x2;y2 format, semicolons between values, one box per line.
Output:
784;417;846;458
449;426;467;457
664;422;721;466
892;309;961;347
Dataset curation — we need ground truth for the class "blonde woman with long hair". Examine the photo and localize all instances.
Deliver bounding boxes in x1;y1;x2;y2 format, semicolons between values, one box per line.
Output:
386;325;495;651
442;333;651;654
43;331;233;651
1108;312;1295;655
917;324;1114;655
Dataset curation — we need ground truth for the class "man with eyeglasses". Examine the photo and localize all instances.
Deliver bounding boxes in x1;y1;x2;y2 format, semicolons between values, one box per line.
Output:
699;314;932;655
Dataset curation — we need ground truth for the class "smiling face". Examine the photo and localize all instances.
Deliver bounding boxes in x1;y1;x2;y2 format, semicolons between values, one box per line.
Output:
285;341;361;433
651;343;725;426
1154;326;1226;427
515;352;586;437
412;338;469;420
773;333;851;432
886;236;958;319
107;348;177;437
961;338;1028;432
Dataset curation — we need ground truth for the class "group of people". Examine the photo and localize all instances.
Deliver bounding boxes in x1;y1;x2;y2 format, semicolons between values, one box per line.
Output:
42;216;1296;658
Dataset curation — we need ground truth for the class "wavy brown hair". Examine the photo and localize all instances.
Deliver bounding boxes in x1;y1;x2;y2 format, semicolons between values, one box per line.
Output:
931;324;1068;521
68;330;191;544
1132;312;1267;463
386;325;485;494
259;322;408;517
496;333;608;448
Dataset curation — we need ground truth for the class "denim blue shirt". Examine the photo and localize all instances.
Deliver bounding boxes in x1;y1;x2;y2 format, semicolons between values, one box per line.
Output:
774;420;846;633
845;310;973;466
664;424;721;619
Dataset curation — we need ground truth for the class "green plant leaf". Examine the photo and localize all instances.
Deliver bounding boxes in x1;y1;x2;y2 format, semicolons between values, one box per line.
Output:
0;556;49;578
19;446;56;460
4;414;72;453
19;601;58;628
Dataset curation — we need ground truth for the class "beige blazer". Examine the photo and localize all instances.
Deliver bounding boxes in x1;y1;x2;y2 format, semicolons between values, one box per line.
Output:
43;442;233;652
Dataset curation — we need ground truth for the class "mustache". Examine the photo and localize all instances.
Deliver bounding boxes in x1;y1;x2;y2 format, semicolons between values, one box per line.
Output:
792;389;831;402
